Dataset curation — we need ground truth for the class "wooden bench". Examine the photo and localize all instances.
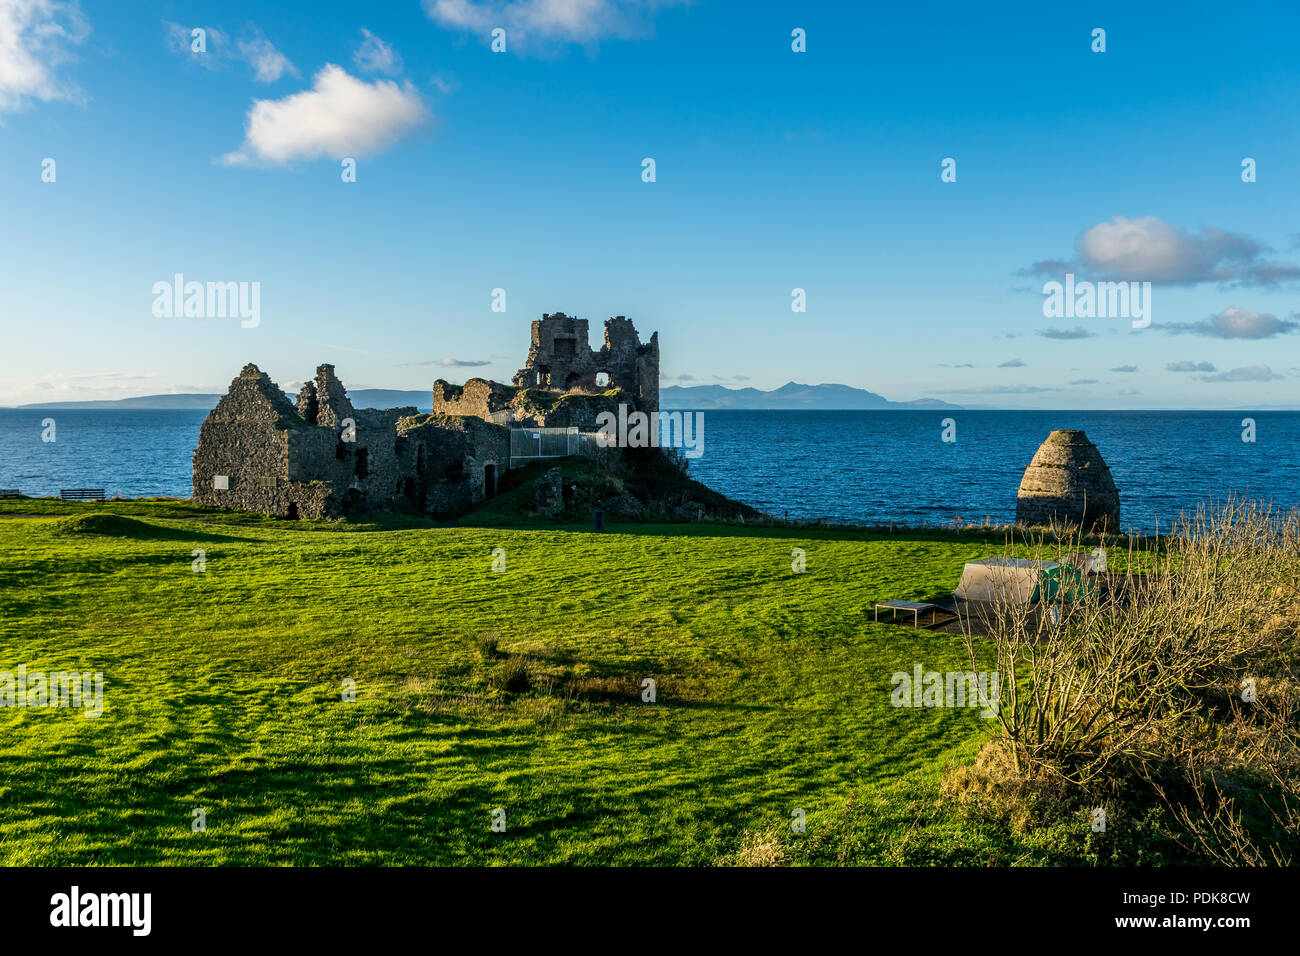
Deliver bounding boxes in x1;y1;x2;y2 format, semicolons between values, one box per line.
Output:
875;600;945;627
60;488;106;501
0;489;20;499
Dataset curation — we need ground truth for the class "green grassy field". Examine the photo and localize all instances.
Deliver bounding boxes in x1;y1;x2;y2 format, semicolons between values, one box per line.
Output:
0;498;1111;865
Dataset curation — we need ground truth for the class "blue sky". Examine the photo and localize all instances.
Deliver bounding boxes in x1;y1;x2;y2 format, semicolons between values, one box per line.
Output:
2;0;1299;408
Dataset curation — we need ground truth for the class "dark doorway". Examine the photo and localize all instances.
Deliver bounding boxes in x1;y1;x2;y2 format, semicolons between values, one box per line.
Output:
354;448;369;479
286;502;299;520
484;464;497;499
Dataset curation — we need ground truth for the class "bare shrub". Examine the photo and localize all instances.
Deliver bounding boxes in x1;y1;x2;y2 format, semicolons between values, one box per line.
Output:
475;632;503;660
490;656;532;695
965;500;1300;795
942;740;1068;833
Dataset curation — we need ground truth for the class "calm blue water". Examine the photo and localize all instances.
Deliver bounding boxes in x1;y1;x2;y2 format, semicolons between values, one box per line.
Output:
0;409;209;501
1;408;1297;533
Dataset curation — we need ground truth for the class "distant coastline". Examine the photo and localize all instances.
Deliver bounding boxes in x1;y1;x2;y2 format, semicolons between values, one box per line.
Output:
6;383;1300;413
6;382;960;412
8;389;433;412
659;382;961;410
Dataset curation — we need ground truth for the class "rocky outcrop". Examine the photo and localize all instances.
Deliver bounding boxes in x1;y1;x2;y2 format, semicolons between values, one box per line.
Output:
600;494;643;518
1015;429;1121;531
532;467;564;517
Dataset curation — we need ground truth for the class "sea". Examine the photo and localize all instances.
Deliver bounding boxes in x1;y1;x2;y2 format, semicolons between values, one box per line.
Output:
1;408;1297;534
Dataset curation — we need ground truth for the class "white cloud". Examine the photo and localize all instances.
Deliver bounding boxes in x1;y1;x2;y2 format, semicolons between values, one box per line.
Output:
1198;365;1283;383
163;21;296;84
221;64;429;165
1163;307;1300;339
1023;216;1300;287
238;30;298;83
1038;326;1095;340
430;73;460;94
423;0;683;48
1075;216;1300;286
943;384;1061;395
0;0;89;114
354;28;402;75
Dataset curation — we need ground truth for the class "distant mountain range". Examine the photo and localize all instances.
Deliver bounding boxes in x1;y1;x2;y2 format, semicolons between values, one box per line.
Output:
13;382;957;412
15;390;434;412
11;387;1299;413
659;382;961;410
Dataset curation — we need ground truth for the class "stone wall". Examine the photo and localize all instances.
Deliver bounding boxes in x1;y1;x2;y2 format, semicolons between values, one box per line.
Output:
396;414;510;514
507;391;625;430
192;364;301;513
194;363;505;519
432;378;515;419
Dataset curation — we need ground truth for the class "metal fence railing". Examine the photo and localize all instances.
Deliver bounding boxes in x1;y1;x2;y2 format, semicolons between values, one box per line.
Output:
510;427;579;464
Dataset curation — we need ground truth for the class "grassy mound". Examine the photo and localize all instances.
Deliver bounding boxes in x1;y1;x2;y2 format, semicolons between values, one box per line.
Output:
466;448;764;527
50;510;254;542
54;513;160;537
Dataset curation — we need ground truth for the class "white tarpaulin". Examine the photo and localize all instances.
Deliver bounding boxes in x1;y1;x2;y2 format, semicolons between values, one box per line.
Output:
954;557;1061;604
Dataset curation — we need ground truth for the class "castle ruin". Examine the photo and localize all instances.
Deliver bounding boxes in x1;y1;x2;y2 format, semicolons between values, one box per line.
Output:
510;312;658;411
192;314;659;519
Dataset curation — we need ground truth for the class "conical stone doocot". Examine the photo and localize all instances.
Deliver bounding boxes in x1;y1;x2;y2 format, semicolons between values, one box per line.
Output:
1015;429;1121;531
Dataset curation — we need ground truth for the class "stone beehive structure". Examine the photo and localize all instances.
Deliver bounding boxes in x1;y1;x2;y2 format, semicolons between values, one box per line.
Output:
1015;429;1121;531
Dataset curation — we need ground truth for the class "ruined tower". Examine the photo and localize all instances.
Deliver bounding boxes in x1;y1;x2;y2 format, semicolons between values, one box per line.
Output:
511;312;659;412
1015;429;1121;531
